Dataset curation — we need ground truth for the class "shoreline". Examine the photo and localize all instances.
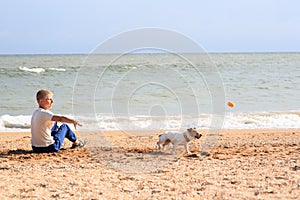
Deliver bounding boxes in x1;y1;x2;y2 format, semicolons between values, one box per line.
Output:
2;110;300;131
1;127;300;132
1;129;299;199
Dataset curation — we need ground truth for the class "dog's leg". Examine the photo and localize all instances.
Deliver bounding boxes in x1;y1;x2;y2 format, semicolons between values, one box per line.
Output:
184;144;192;155
157;142;161;150
157;136;165;150
162;143;170;150
172;143;178;155
162;139;171;151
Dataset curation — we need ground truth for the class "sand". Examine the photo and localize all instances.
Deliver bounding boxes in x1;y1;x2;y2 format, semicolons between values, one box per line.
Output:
0;129;299;199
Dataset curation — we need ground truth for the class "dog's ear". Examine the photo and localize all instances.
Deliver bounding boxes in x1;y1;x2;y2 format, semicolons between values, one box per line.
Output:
187;128;192;132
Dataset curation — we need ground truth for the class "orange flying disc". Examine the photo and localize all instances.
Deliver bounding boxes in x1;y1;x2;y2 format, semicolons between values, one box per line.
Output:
227;101;234;108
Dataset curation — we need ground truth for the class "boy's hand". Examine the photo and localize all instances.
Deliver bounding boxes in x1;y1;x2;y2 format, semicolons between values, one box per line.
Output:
74;121;82;129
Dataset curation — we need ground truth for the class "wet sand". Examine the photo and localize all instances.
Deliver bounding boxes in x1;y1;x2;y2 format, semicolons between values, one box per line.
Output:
0;129;299;199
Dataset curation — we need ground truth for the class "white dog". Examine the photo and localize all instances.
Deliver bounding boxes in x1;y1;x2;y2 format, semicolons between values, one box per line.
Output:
157;128;202;155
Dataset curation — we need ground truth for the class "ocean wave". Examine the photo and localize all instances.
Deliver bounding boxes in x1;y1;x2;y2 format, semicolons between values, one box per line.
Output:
59;111;300;130
0;115;31;132
48;67;66;72
223;111;300;129
18;66;66;73
1;111;300;132
19;66;45;73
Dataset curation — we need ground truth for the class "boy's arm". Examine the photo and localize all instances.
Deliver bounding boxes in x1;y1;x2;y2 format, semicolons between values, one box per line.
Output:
51;115;82;129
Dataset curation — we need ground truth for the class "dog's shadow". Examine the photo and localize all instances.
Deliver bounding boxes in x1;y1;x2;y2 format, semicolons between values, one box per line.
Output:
148;151;170;156
121;147;177;158
153;151;200;158
124;147;200;158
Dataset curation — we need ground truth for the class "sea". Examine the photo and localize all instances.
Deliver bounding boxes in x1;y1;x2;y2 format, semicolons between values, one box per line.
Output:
1;53;300;132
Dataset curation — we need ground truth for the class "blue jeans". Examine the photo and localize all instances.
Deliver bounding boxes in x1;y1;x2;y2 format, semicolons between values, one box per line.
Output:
32;122;77;153
51;122;77;151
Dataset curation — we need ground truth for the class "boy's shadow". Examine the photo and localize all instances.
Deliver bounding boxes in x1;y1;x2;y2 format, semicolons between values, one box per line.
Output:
0;148;68;158
0;149;33;170
0;149;33;157
7;149;33;155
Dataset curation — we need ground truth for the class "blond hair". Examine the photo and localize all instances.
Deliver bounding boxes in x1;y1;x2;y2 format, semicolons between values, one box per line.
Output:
36;89;53;102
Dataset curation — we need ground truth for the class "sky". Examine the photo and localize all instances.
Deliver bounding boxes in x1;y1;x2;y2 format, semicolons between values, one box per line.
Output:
0;0;299;54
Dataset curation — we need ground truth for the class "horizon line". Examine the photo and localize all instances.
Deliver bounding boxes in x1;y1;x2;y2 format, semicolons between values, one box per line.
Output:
0;51;299;56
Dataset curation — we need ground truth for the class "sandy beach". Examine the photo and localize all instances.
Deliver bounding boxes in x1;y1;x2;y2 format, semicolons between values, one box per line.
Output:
0;129;299;199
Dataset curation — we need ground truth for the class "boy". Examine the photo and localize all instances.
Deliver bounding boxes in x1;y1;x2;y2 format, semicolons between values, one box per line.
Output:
31;89;85;153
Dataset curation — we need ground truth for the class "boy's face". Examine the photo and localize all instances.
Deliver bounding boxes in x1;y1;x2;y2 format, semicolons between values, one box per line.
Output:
38;94;54;110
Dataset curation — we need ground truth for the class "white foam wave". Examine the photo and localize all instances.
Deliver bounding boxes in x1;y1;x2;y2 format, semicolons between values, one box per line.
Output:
19;66;45;73
0;115;31;132
1;111;300;132
80;111;300;131
223;112;300;129
48;67;66;72
18;66;66;73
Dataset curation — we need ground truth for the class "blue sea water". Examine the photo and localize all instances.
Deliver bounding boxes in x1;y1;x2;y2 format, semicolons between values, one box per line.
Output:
0;53;300;131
